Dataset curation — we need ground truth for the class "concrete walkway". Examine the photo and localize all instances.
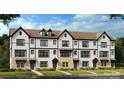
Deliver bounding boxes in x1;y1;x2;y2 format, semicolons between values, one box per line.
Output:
57;70;71;75
31;70;44;76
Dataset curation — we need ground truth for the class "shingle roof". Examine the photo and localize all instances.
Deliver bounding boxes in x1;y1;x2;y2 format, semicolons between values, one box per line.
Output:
9;28;110;40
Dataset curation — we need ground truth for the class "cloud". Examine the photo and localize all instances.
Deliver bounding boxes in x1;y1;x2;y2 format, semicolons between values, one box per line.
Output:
0;14;124;38
9;18;40;29
0;22;9;35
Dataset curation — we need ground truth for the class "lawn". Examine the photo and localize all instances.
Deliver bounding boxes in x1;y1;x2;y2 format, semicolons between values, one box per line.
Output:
0;71;36;77
115;69;124;74
66;70;93;76
91;69;117;74
39;71;65;76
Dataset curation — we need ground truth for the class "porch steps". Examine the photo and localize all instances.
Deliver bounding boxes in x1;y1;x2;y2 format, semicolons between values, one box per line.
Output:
57;70;71;75
31;70;44;76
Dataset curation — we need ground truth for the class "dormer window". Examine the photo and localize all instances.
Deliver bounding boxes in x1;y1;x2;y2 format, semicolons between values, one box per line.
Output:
19;32;22;35
40;28;46;36
48;29;52;37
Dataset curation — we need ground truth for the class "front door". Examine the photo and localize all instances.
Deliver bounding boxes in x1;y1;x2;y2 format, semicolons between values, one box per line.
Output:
74;61;78;69
93;61;97;68
52;61;57;70
30;61;35;70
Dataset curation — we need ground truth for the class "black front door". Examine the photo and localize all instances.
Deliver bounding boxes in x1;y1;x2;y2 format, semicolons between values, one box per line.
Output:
74;61;78;69
52;61;57;70
30;61;35;69
93;61;97;68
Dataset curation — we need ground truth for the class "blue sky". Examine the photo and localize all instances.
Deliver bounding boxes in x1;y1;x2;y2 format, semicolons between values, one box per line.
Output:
0;14;124;38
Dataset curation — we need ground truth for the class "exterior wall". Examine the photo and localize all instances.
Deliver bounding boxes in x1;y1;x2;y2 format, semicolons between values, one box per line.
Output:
58;32;73;49
10;29;115;69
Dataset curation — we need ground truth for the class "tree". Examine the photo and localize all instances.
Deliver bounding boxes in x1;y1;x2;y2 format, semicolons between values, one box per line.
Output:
109;14;124;19
0;34;9;68
115;38;124;67
0;14;20;69
0;14;20;25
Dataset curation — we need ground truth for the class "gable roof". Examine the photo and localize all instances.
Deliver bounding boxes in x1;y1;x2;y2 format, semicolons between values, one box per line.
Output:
9;27;114;40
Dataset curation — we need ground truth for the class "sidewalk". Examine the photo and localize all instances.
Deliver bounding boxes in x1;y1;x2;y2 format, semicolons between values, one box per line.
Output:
31;70;44;76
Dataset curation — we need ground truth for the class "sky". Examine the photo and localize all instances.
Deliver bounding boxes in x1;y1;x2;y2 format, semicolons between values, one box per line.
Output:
0;14;124;38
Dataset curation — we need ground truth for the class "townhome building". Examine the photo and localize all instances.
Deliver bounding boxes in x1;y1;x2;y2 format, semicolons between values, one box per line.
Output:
9;27;116;70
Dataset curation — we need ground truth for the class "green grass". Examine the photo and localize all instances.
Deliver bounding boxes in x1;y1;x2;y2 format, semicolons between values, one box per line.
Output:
0;71;36;77
91;70;117;74
39;71;65;76
115;69;124;74
67;70;93;76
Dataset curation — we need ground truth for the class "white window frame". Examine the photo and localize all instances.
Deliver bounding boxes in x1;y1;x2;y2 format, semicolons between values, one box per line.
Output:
53;40;56;45
81;51;90;58
40;40;48;46
82;61;89;67
82;41;89;47
99;51;108;57
40;61;48;67
31;50;34;54
62;62;68;67
31;39;34;44
38;50;49;57
15;50;27;57
101;42;107;48
16;39;25;46
62;40;69;47
74;40;77;45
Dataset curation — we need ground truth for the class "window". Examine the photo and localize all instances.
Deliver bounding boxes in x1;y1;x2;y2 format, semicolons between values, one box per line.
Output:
74;41;77;45
16;39;25;46
40;61;48;67
60;50;71;57
16;61;25;68
93;41;96;46
19;32;22;35
38;50;49;57
103;35;105;39
82;41;89;47
64;34;67;37
82;61;89;67
111;42;114;46
62;62;68;67
40;40;48;46
100;51;108;57
81;51;90;58
93;51;96;55
74;50;77;55
101;60;108;66
62;40;69;47
31;39;34;44
15;50;26;57
101;42;107;48
53;50;56;55
31;50;34;54
111;50;114;55
53;40;56;45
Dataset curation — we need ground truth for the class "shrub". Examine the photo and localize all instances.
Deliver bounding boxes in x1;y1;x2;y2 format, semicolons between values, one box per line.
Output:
0;68;16;72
